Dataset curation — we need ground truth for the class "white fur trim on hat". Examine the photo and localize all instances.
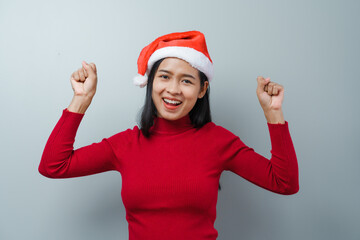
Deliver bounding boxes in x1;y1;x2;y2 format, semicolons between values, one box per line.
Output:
133;74;148;88
146;46;214;82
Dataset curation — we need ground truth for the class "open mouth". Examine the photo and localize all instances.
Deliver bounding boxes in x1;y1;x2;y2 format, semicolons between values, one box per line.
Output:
163;98;182;106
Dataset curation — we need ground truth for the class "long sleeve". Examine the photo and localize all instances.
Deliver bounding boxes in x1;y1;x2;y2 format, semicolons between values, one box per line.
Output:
222;121;299;195
38;108;118;178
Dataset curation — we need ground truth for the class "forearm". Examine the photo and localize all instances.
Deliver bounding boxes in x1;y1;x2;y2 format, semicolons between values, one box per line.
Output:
264;108;285;124
39;109;84;178
267;121;299;194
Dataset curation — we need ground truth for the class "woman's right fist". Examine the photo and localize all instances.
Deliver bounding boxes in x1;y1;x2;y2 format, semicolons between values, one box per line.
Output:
70;61;97;98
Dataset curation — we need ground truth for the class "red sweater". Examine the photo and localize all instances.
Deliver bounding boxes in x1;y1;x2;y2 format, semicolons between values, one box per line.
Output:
39;108;299;240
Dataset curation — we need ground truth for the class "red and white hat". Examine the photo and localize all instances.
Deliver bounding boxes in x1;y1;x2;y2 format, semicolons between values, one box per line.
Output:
133;30;214;88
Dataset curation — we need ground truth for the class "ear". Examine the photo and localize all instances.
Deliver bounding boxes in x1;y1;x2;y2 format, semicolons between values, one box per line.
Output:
198;81;209;99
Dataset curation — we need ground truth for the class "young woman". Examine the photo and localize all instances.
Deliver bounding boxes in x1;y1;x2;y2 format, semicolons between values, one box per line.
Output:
39;31;299;240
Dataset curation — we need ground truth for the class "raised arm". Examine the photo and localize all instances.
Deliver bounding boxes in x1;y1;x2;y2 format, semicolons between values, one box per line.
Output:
222;76;299;195
39;62;118;178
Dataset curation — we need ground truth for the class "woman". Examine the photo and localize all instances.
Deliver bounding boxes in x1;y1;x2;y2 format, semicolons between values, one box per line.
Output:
39;31;299;240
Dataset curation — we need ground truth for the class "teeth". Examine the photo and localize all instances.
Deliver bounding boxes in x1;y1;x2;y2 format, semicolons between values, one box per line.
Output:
163;98;181;105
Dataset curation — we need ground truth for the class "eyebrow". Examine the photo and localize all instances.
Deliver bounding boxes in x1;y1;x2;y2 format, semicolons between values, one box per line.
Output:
158;69;196;79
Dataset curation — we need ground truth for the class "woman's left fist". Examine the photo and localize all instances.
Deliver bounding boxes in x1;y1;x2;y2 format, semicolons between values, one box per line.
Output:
256;76;284;111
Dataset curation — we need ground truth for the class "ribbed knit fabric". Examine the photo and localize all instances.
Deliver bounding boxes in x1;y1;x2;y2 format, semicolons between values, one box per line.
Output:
39;108;299;240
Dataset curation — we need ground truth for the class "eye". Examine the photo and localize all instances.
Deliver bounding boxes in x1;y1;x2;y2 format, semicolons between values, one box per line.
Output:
182;79;193;84
159;75;169;79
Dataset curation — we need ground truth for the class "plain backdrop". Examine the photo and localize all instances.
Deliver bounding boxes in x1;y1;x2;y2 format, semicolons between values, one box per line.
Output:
1;0;359;239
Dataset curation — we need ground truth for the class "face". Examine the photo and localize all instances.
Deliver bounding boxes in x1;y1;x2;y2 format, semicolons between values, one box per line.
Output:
152;57;209;121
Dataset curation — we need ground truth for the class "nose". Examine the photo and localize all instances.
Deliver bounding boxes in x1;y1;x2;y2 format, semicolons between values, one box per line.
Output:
166;79;181;95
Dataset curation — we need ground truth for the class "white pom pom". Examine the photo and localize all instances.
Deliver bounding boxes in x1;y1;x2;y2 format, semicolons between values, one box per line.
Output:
133;74;148;88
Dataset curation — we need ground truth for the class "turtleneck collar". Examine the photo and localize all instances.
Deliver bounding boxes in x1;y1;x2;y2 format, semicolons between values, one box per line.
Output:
150;115;194;135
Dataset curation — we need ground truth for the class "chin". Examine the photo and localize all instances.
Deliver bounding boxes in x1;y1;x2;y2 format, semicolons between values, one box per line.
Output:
159;112;183;121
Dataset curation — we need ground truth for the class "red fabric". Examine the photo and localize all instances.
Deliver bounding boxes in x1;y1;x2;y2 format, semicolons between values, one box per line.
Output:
39;108;299;240
137;31;212;76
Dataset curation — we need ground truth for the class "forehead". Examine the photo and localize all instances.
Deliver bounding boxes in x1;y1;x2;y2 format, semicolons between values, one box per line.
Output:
157;57;199;75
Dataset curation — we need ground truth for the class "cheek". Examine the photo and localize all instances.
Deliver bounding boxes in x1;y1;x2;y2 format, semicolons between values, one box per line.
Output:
152;82;161;99
183;88;201;104
152;79;165;95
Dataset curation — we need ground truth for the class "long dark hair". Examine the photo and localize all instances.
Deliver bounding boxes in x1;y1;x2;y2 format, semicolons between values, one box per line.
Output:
138;58;221;191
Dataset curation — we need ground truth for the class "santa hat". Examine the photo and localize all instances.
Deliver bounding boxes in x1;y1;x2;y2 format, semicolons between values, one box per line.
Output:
133;30;213;88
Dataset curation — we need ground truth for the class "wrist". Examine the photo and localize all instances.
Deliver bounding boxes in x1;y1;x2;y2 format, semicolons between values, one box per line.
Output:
264;109;285;124
67;95;93;114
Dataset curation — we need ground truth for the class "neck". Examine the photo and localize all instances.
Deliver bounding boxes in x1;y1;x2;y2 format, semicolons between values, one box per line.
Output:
150;115;193;135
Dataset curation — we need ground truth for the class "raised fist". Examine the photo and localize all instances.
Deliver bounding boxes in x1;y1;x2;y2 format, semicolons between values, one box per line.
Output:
256;76;284;112
70;61;97;98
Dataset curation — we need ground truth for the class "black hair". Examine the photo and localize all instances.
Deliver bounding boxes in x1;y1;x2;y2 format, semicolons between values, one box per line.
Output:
138;58;221;191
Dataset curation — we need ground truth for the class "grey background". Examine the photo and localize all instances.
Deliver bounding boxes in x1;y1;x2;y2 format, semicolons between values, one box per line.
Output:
1;0;359;239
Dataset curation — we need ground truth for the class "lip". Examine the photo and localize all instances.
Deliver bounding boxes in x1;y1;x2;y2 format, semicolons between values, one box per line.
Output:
162;97;182;102
162;98;182;110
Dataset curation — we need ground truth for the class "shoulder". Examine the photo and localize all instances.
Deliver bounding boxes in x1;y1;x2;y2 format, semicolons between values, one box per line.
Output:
105;125;141;149
196;122;246;157
199;121;239;142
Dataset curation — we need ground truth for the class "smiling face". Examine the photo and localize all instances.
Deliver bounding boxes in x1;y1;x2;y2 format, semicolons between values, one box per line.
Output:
151;57;209;121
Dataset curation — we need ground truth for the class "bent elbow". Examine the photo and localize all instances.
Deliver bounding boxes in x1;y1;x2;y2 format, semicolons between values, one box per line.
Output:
272;176;299;195
287;187;299;195
281;184;300;195
38;165;57;178
38;159;66;179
